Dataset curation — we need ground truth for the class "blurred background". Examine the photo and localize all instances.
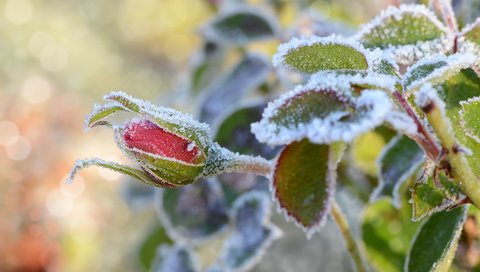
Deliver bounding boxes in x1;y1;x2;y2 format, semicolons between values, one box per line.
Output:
1;0;479;271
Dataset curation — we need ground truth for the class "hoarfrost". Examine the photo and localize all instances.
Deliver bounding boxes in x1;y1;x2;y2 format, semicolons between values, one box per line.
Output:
251;82;393;146
415;83;446;115
83;101;126;131
273;34;374;71
355;4;454;65
309;70;397;92
460;97;480;143
403;53;476;94
385;111;418;136
152;244;200;272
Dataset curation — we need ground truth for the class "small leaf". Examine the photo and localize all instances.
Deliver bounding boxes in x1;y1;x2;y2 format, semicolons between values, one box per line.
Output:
220;191;282;271
152;244;200;272
405;207;467;272
411;172;465;221
272;140;345;238
252;82;392;145
66;158;177;188
84;102;126;130
460;97;480;143
356;4;453;65
371;135;425;207
273;35;372;73
199;54;270;124
156;179;229;243
403;53;476;95
201;6;279;45
362;199;420;272
189;41;226;95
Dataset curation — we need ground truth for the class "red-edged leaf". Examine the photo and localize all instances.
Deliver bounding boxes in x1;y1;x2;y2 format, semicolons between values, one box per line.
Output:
272;140;345;238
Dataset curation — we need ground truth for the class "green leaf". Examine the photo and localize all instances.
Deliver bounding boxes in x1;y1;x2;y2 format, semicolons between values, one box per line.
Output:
362;199;420;272
405;207;467;272
202;6;279;45
199;54;269;124
441;69;480;177
139;224;172;270
189;42;226;95
272;140;345;238
156;179;229;243
460;97;480;143
273;35;371;73
412;172;465;221
371;135;424;207
403;54;476;95
66;158;177;188
84;102;126;129
252;85;392;145
461;18;480;45
356;4;452;65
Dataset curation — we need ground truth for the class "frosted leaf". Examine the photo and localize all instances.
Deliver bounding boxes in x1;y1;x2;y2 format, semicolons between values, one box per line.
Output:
412;170;466;221
251;82;392;146
355;4;453;65
84;101;126;131
66;158;177;188
273;35;374;73
199;54;270;124
220;191;282;272
155;179;229;244
272;140;345;239
201;5;279;45
152;244;200;272
370;135;425;208
405;207;467;272
460;97;480;143
403;53;476;95
384;111;418;136
458;18;480;68
309;70;398;92
104;91;212;152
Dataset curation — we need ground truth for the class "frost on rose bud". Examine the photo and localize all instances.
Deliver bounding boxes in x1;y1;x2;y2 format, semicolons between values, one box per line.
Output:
67;91;272;188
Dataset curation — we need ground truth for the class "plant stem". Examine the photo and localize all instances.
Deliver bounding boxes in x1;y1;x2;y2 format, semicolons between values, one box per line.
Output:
393;90;441;160
232;153;273;177
420;93;480;208
331;201;368;272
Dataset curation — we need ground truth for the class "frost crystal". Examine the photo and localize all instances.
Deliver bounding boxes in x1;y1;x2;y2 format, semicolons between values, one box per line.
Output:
415;83;446;115
251;80;393;146
460;97;480;143
403;53;476;94
355;4;454;65
385;111;418;136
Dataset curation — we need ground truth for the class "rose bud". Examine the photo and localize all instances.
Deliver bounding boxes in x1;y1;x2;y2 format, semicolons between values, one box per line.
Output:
67;92;272;188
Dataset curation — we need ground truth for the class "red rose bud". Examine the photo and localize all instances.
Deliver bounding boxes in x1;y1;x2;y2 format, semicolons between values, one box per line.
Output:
123;120;203;164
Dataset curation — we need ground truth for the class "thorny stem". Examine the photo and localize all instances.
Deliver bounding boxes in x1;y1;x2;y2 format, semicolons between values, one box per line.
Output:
421;96;480;208
393;90;441;160
331;202;368;272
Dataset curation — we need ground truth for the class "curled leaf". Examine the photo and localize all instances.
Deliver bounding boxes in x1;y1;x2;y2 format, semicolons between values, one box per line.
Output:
356;4;453;65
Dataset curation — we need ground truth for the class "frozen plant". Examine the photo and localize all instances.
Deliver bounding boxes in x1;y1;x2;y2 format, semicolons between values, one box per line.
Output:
68;0;480;271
